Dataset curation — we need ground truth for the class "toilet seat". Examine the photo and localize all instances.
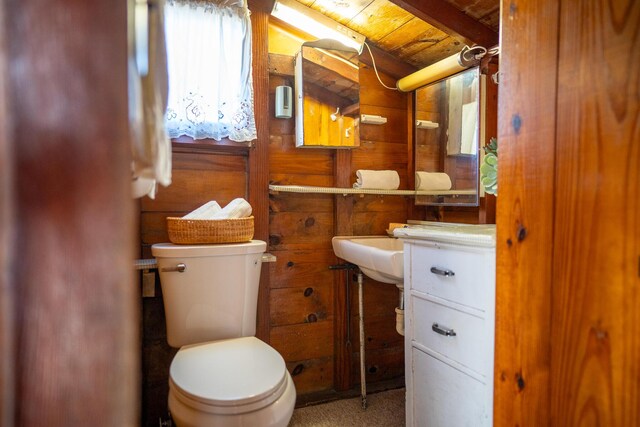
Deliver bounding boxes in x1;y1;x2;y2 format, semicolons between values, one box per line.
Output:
169;337;288;415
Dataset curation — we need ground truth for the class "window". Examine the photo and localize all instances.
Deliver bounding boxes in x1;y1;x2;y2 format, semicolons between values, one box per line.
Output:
164;0;256;142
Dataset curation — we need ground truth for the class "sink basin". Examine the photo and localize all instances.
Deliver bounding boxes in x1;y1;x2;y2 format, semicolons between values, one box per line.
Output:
332;236;404;284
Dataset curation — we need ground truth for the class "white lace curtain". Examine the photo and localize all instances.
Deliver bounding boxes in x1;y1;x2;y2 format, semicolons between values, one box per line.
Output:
164;0;257;141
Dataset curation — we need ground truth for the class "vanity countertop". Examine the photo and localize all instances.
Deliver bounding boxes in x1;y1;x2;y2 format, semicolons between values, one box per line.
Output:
393;222;496;248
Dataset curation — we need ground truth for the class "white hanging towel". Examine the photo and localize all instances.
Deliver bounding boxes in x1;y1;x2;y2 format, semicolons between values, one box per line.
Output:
353;170;400;190
130;0;172;199
182;201;222;219
211;198;253;219
415;172;452;191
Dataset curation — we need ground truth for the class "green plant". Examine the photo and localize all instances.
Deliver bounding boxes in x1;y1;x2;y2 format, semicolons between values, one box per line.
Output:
480;137;498;195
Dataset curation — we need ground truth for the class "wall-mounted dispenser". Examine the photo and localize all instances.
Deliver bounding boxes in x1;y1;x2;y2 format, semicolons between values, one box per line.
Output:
275;85;292;118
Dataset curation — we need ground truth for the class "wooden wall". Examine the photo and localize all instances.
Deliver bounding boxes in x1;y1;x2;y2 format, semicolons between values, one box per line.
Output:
495;0;639;425
140;146;249;257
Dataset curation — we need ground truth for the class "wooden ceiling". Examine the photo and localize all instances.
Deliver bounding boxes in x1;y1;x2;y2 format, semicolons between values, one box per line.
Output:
291;0;499;76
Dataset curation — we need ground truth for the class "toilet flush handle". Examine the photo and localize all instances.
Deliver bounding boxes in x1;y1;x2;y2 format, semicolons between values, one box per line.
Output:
161;263;186;273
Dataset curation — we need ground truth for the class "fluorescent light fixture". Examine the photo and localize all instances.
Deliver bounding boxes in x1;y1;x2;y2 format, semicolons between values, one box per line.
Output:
361;114;387;125
272;0;365;54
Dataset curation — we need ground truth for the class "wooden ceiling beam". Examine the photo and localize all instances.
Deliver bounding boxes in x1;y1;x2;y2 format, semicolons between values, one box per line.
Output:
390;0;498;48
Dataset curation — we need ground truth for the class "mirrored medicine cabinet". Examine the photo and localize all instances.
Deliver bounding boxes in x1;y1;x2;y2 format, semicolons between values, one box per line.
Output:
294;40;360;148
414;67;482;206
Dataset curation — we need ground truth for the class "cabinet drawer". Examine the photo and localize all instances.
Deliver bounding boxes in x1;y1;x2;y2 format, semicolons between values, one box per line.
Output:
410;242;494;311
412;295;493;377
411;348;491;427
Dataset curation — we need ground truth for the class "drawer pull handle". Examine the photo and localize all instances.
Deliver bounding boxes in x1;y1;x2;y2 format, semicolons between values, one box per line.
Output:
432;323;456;337
430;266;455;277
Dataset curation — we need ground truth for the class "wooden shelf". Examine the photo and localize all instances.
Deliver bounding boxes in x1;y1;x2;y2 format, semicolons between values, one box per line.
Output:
269;184;476;197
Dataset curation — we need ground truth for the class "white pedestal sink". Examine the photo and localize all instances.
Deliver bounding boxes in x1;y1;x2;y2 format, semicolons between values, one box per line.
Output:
332;236;404;284
332;235;406;409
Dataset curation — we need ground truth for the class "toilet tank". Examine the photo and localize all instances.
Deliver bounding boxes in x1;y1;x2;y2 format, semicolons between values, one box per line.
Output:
151;240;266;348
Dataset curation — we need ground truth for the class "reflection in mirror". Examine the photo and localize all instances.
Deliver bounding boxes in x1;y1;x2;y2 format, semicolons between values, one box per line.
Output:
294;39;360;148
414;67;480;206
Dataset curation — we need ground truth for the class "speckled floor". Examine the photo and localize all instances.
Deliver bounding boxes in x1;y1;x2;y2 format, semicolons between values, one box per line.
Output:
289;388;405;427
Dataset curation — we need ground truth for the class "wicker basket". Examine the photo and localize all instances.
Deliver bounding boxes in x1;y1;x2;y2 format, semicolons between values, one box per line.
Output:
166;216;254;244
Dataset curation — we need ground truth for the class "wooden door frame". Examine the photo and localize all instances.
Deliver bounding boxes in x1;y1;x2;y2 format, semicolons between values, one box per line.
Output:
0;1;138;425
0;1;15;423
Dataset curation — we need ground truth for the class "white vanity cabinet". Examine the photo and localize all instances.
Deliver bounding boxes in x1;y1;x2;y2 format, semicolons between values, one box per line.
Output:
399;228;495;427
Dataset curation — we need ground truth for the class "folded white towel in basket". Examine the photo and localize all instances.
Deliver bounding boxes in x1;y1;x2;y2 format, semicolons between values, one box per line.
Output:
415;172;452;191
211;198;253;219
353;170;400;190
182;201;222;219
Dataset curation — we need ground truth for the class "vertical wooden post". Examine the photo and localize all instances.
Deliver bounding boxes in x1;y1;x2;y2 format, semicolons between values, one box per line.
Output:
333;149;353;391
249;0;272;343
550;0;640;424
3;0;138;425
494;0;559;425
0;1;15;424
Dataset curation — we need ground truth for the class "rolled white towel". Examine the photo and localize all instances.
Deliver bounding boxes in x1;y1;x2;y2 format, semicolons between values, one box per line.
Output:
415;172;452;191
182;201;222;219
211;198;253;219
353;170;400;190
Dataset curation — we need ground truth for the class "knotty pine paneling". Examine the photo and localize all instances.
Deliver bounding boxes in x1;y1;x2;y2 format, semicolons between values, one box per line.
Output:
270;249;335;289
142;169;247;213
351;141;409;180
286;357;334;395
349;315;405;352
494;0;559;424
139;149;248;257
353;210;410;235
270;172;334;187
550;0;639;425
359;106;409;143
349;279;403;318
269;211;335;250
269;192;334;214
348;275;404;385
358;63;408;109
270;321;335;362
351;346;405;385
270;284;335;326
269;144;335;176
496;0;639;425
268;73;339;398
353;194;411;214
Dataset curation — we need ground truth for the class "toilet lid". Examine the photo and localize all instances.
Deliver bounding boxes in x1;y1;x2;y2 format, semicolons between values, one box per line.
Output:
170;337;288;408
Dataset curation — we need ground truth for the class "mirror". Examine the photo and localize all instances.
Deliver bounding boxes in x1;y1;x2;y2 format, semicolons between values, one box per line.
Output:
294;40;360;148
414;67;481;206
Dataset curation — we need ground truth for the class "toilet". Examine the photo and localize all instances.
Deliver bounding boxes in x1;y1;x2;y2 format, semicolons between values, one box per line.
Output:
152;240;296;427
